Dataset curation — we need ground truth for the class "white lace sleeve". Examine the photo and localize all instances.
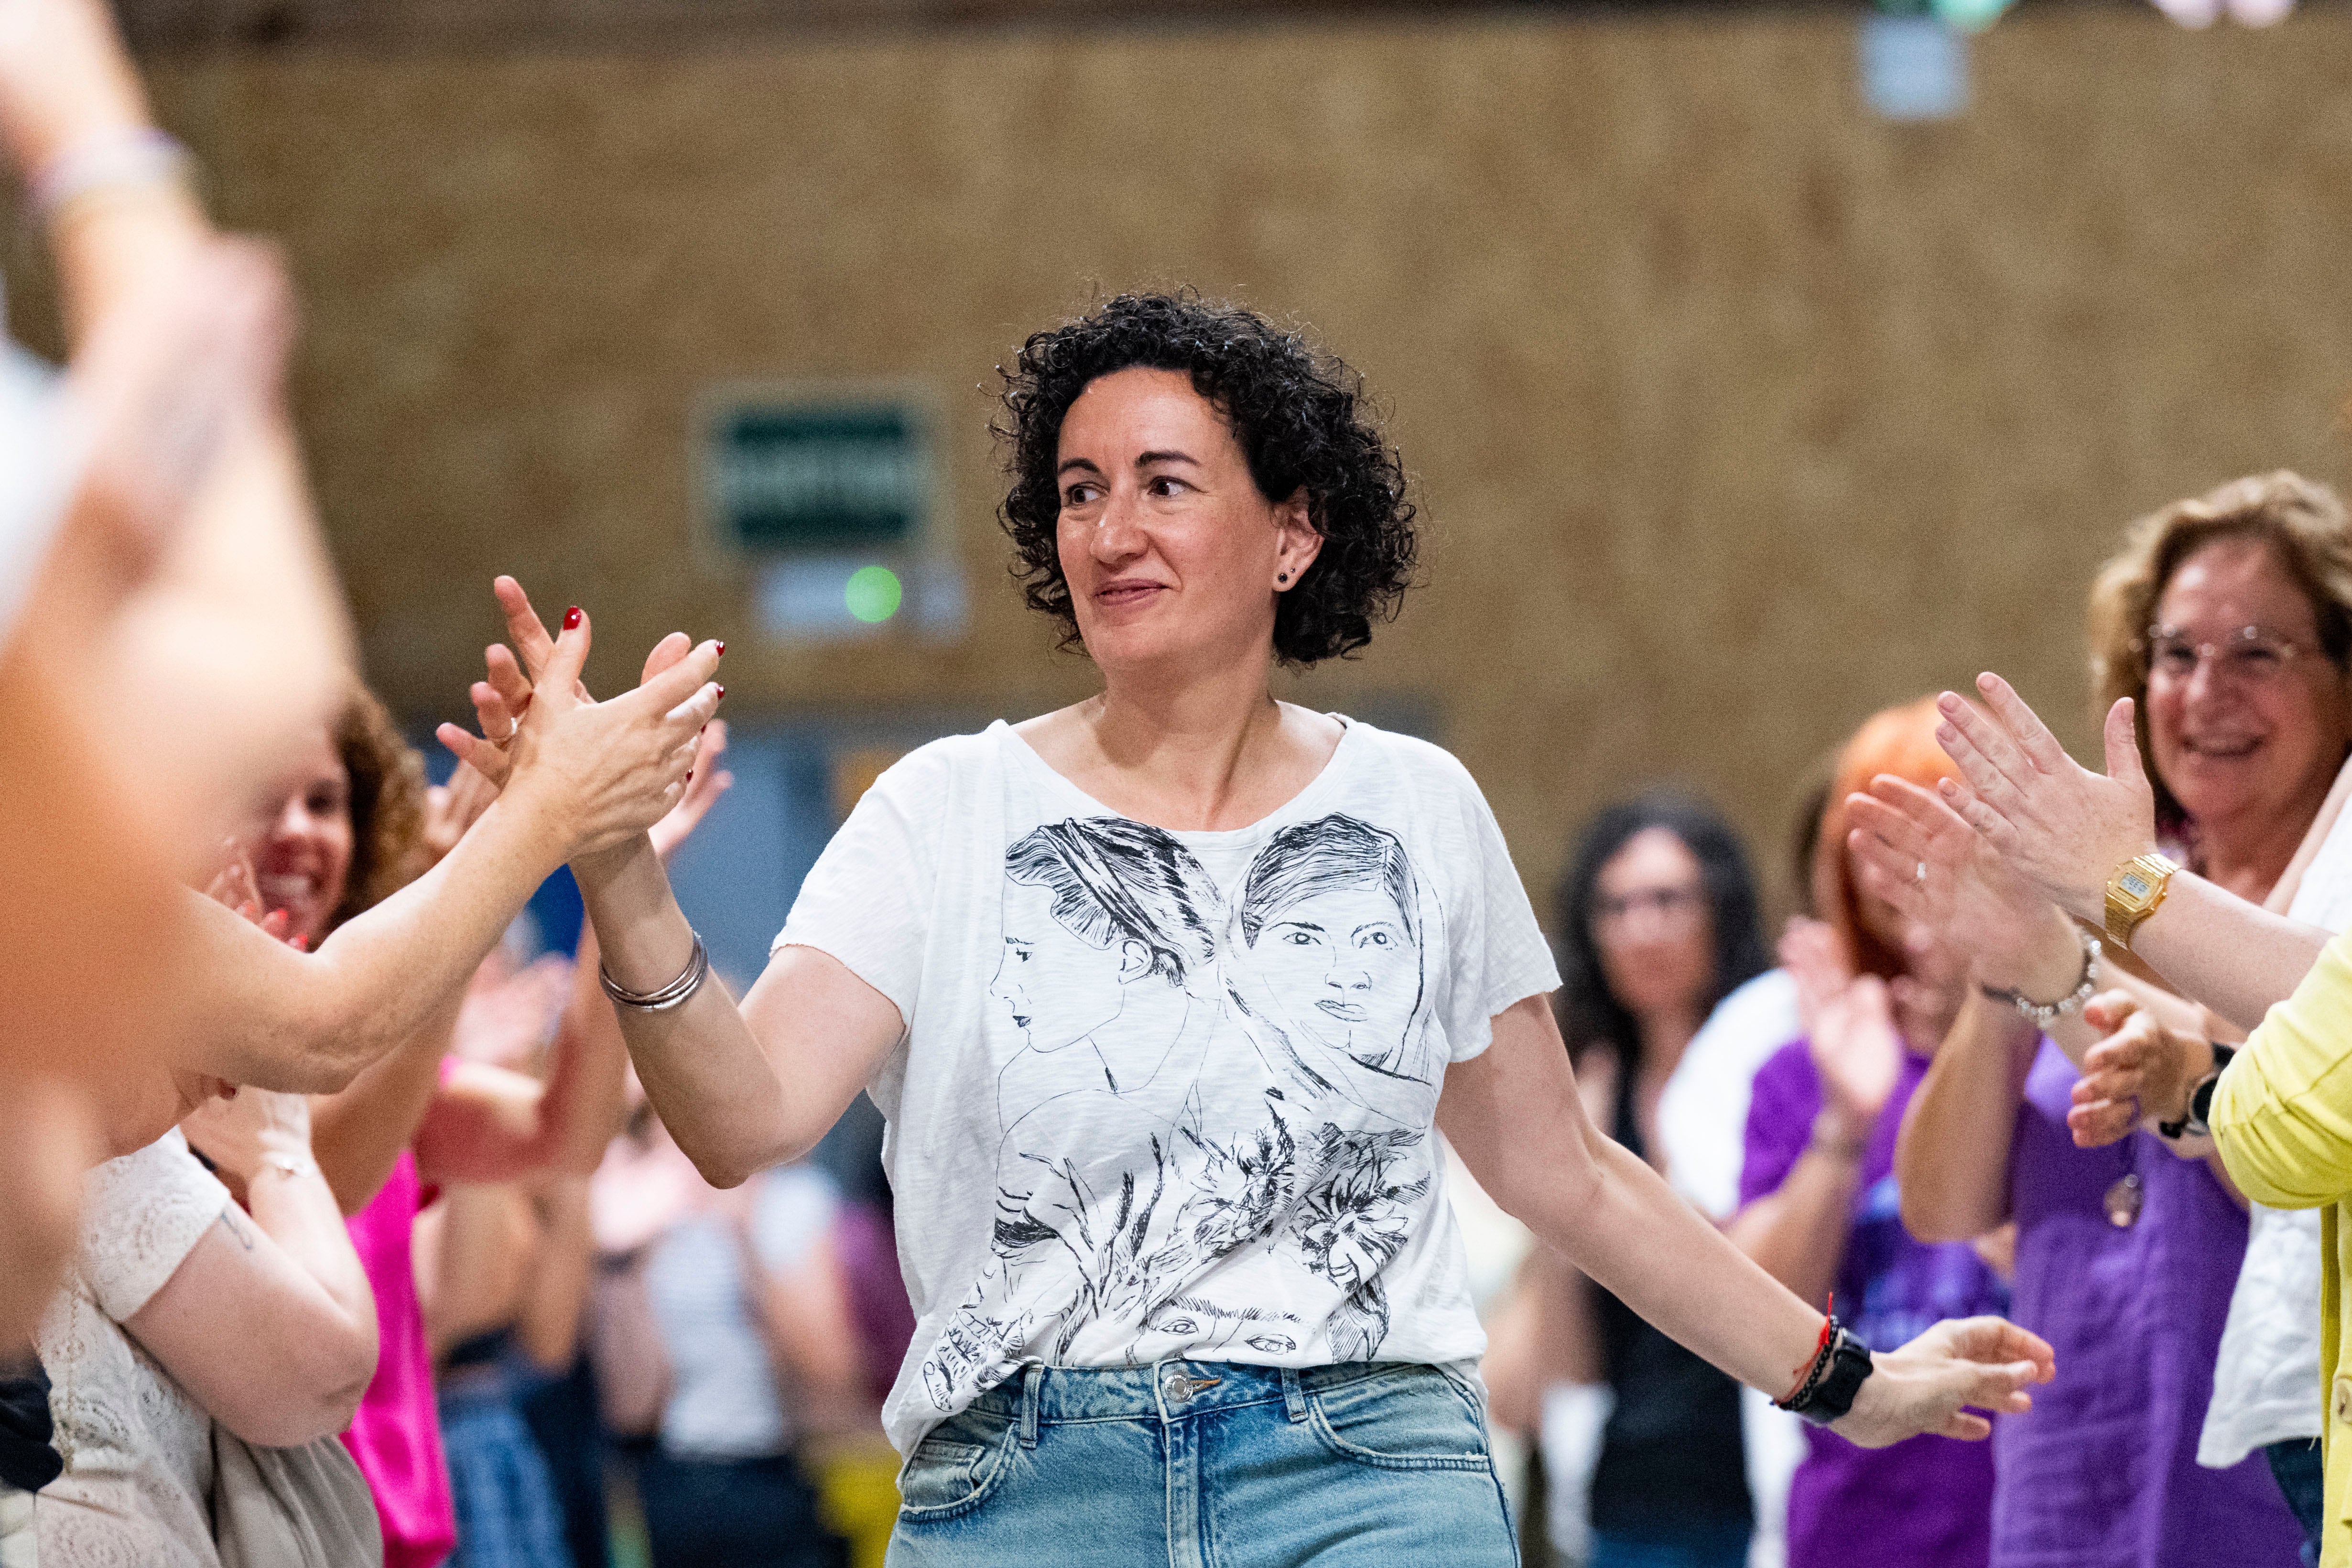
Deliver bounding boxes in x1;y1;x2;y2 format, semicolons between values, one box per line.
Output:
78;1130;230;1322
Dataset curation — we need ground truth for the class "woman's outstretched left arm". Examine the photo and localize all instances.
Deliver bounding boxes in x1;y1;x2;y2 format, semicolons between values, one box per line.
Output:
1439;994;2053;1449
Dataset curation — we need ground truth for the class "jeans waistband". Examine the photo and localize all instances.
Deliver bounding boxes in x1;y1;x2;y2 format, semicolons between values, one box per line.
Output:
965;1359;1438;1431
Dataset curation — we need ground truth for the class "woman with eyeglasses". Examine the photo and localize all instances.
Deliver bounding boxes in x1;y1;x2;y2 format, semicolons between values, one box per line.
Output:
1859;473;2346;1567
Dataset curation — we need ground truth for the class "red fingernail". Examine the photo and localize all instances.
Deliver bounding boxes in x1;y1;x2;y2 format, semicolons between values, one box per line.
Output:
563;606;582;630
715;641;726;656
716;685;726;700
685;770;693;783
293;934;310;952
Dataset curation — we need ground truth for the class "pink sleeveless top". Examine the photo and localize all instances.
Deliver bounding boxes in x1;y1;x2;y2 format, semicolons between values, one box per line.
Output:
340;1150;455;1568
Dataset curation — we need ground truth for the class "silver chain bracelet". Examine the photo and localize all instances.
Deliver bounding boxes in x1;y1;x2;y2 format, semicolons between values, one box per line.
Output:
599;930;710;1012
1981;927;2101;1027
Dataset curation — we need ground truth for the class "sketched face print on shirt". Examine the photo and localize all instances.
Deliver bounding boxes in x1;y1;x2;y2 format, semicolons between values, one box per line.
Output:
924;818;1230;1408
1233;814;1431;1104
990;874;1129;1056
989;819;1225;1124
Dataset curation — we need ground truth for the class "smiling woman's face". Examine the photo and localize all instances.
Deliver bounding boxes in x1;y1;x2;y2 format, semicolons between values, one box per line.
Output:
1053;367;1319;676
2145;535;2352;842
232;725;354;948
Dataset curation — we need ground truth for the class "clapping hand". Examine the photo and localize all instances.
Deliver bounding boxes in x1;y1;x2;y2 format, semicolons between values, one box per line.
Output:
418;759;500;868
450;953;575;1070
432;584;720;861
186;837;319;1169
203;841;295;947
181;1078;314;1186
1931;676;2159;925
1843;768;2085;1002
650;719;732;864
1784;919;1899;1144
2064;991;2212;1147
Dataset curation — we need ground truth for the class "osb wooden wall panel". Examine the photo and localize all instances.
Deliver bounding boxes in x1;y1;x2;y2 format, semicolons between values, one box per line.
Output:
59;8;2352;916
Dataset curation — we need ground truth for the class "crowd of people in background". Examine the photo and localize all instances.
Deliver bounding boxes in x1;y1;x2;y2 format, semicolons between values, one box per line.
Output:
14;1;2352;1567
1487;472;2352;1568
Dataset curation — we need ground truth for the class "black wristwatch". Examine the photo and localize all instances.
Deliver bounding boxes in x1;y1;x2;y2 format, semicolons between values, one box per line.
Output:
2158;1044;2237;1141
1779;1325;1876;1427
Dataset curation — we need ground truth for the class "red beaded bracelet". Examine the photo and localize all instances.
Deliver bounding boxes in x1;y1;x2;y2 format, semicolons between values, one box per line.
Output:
1779;1295;1837;1407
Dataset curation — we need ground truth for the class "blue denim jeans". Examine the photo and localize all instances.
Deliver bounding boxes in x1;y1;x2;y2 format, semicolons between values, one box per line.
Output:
886;1360;1517;1568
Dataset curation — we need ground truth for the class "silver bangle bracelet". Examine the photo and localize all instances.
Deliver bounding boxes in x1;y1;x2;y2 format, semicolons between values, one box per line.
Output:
599;930;709;1012
1981;928;2101;1027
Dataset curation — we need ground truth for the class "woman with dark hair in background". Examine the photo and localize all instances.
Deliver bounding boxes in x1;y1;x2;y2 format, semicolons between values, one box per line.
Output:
1489;792;1772;1568
472;292;2049;1566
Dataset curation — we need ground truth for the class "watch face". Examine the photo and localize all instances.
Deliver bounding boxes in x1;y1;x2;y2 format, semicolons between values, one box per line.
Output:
2119;871;2154;899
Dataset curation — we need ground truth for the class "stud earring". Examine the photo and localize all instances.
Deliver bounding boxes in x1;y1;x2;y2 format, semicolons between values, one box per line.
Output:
1277;572;1289;583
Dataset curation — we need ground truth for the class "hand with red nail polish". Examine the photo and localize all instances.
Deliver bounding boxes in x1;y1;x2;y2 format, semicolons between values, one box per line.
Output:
440;577;725;861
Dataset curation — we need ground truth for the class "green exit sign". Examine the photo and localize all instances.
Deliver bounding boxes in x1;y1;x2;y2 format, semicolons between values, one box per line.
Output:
704;397;932;552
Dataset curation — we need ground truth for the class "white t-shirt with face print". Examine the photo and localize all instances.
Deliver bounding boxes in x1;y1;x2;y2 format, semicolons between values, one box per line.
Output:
774;716;1561;1454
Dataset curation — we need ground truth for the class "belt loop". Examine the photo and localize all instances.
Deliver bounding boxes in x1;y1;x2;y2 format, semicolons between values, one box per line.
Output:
1280;1366;1307;1423
1019;1363;1043;1449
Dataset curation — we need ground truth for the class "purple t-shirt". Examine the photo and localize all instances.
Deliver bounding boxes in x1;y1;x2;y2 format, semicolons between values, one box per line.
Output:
1743;1040;2009;1568
1992;1039;2300;1568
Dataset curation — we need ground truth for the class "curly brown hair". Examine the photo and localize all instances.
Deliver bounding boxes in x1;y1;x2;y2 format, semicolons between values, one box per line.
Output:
994;291;1418;667
2087;470;2352;832
328;687;429;930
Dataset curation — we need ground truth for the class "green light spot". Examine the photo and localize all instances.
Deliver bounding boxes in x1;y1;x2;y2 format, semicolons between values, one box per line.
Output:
844;565;903;624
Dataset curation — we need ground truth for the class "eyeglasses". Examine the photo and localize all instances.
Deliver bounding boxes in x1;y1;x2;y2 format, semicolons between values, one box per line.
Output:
1594;885;1706;928
2141;624;2312;688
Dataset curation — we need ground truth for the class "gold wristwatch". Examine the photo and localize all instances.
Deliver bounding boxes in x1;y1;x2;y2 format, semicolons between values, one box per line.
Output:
2103;852;2180;951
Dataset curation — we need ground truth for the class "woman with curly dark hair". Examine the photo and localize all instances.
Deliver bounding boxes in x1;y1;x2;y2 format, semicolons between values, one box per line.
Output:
484;291;2052;1567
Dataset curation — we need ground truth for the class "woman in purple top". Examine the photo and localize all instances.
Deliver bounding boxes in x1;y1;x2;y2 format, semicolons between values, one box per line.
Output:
1862;479;2341;1566
1732;701;2010;1568
1994;1038;2293;1565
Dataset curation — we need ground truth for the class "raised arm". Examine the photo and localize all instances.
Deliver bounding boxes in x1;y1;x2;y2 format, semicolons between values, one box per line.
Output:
574;838;901;1186
1727;923;1899;1308
469;579;898;1187
416;742;737;1187
1442;994;2052;1449
1;0;351;846
1892;989;2035;1243
170;610;720;1095
1934;675;2330;1031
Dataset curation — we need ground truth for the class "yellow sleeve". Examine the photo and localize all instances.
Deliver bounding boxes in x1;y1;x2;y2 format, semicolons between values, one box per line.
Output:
2212;929;2352;1210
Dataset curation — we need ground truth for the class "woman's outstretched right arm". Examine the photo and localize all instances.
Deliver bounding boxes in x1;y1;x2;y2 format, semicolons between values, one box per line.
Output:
572;834;901;1187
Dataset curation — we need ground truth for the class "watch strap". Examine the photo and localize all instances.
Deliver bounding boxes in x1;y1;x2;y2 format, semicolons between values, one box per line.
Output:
2104;853;2180;950
2159;1043;2236;1140
1778;1325;1875;1426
